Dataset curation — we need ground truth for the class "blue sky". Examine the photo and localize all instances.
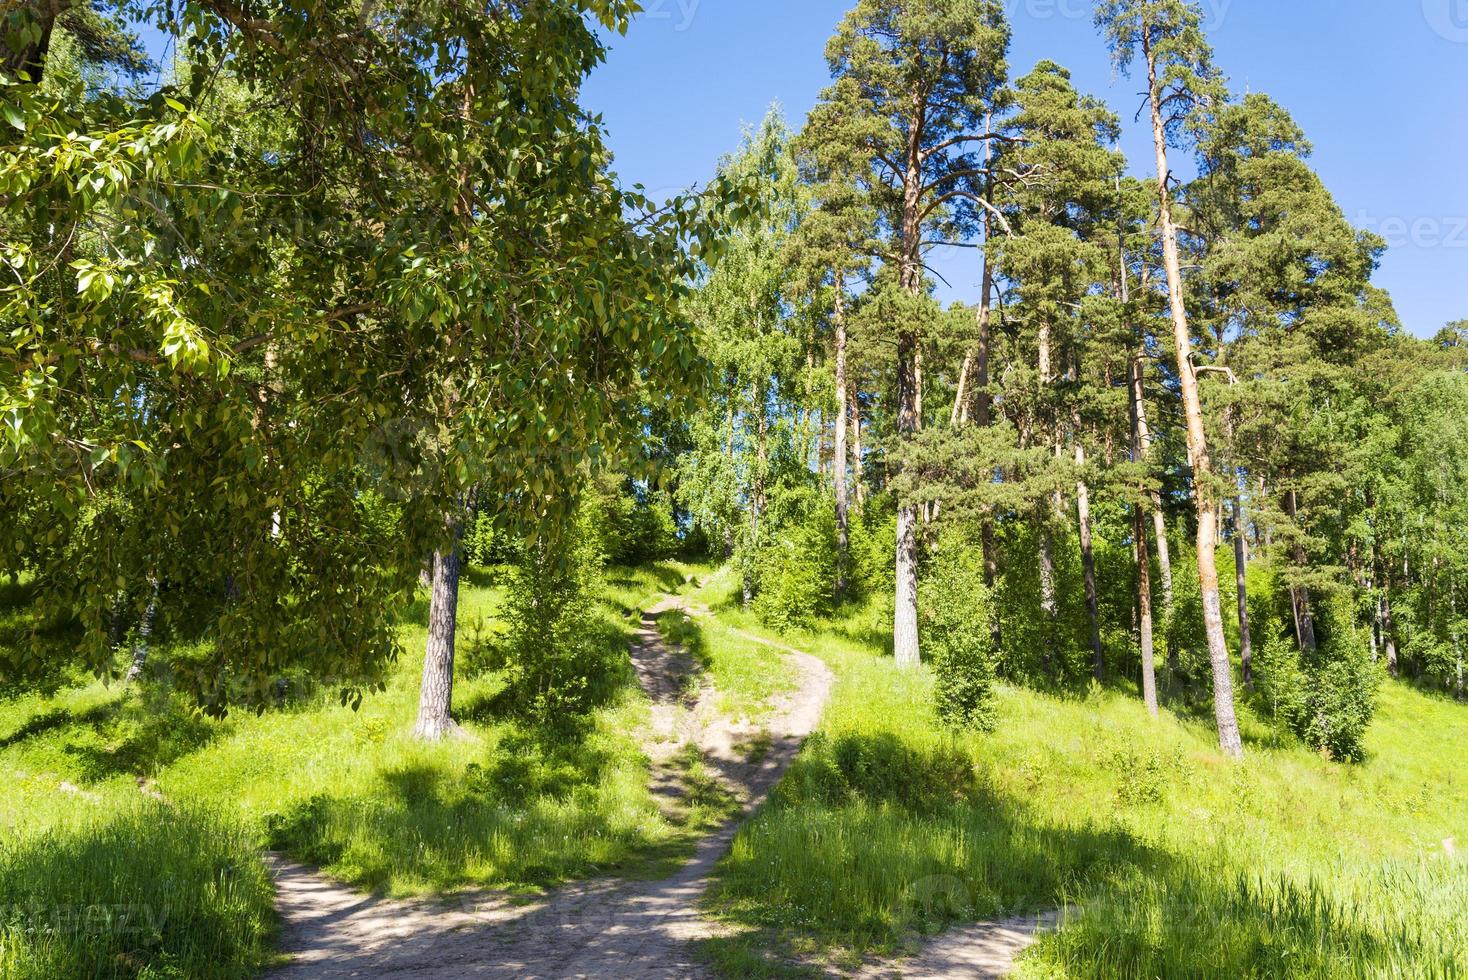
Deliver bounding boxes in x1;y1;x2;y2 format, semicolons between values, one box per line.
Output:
582;1;1468;338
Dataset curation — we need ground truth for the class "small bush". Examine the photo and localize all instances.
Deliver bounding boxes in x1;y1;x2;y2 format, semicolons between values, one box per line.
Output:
585;475;679;567
921;539;998;732
1253;594;1381;762
751;488;838;633
491;508;624;724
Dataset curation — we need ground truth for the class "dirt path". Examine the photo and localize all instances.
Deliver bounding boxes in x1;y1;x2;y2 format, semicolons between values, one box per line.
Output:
851;912;1064;979
268;596;832;979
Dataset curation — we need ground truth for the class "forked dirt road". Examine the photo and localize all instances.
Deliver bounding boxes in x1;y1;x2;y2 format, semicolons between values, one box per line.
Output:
267;596;1055;978
268;597;832;979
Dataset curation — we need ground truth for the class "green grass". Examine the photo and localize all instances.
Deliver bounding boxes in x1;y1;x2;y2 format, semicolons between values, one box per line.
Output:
0;804;273;979
0;560;720;977
696;597;1468;979
659;565;796;721
7;562;1464;978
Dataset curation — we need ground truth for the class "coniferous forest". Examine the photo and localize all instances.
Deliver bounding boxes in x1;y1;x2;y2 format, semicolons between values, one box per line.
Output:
2;2;1466;978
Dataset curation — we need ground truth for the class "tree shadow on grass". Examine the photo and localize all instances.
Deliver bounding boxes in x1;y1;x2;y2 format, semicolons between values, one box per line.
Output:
1;688;224;783
59;690;223;781
263;729;679;896
0;699;118;749
655;609;712;673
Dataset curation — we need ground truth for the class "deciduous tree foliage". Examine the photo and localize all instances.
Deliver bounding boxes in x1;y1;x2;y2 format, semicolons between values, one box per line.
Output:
0;0;737;716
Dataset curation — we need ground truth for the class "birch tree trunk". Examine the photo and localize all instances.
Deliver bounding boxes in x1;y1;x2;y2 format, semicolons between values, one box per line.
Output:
1233;494;1253;687
1284;489;1318;654
1076;438;1104;680
894;327;921;667
1453;593;1465;702
1145;37;1243;759
1036;321;1068;672
413;535;465;741
124;579;160;685
1039;520;1059;673
1376;552;1399;676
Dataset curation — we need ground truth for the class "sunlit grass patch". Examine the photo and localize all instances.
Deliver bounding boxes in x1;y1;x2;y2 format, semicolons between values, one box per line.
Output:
703;599;1468;977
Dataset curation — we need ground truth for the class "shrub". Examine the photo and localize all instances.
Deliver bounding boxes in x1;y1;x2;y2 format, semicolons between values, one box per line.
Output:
921;538;998;732
1253;593;1381;762
585;475;679;567
847;500;896;604
751;487;838;632
491;508;624;724
1295;597;1381;762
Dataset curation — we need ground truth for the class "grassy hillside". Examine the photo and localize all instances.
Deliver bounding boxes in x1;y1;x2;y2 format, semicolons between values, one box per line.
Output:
3;561;1463;979
690;575;1468;979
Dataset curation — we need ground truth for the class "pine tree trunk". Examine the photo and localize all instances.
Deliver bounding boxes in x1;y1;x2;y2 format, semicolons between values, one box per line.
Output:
976;232;1000;649
1145;37;1242;759
834;275;850;598
850;381;865;512
1136;505;1160;717
892;142;924;669
951;354;972;429
413;537;465;741
1076;440;1103;681
1128;355;1174;619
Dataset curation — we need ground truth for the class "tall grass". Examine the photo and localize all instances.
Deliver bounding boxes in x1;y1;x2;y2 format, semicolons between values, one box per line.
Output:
0;804;272;980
